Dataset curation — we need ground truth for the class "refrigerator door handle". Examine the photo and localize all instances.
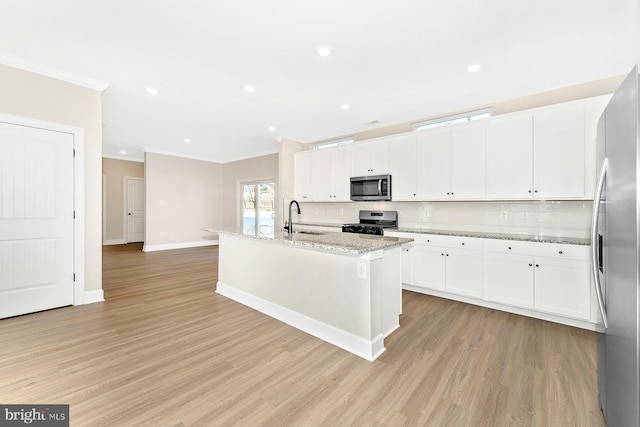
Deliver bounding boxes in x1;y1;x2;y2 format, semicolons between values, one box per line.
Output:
591;157;608;329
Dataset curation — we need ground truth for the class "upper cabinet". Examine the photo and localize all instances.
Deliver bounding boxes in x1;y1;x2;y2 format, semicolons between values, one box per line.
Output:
294;95;611;203
295;146;352;202
486;95;611;200
418;123;486;200
352;139;390;176
533;102;585;199
390;134;419;200
486;114;533;199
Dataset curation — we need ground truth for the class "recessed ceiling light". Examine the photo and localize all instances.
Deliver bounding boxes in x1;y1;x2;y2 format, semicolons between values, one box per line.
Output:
244;84;256;93
146;87;159;95
467;63;481;73
268;126;276;132
184;138;191;143
120;150;127;155
341;103;350;110
317;45;332;57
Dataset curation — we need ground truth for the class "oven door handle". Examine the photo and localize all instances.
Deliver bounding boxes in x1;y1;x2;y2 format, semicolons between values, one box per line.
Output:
377;179;382;196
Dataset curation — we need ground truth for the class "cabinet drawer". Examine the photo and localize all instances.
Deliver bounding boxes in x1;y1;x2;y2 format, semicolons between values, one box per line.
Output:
411;234;484;250
485;239;589;260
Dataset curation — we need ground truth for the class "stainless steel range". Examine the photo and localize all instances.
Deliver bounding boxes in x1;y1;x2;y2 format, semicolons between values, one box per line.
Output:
342;210;398;236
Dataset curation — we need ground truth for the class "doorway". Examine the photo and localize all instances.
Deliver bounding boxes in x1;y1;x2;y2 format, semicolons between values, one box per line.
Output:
125;177;145;243
241;181;275;237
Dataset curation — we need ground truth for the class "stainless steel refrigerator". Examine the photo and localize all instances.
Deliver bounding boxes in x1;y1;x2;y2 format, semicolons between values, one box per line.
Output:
592;64;640;426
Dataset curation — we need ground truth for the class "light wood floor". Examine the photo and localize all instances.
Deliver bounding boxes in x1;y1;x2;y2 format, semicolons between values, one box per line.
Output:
0;244;606;426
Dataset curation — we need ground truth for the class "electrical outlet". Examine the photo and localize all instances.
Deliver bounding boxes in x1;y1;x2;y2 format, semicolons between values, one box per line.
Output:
500;211;508;220
159;231;165;237
423;208;431;220
339;208;344;216
357;262;367;279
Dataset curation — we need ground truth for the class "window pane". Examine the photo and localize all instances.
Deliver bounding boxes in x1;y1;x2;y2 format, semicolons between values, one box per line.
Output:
242;181;275;237
242;184;256;235
257;182;275;238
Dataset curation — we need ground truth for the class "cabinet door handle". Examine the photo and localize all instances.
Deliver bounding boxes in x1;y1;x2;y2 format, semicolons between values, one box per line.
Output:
461;242;465;246
534;190;538;193
535;264;540;267
528;190;532;193
558;251;563;254
508;246;512;250
529;263;533;267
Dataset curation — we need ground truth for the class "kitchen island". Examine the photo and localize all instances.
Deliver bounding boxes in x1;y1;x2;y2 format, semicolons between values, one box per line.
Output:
208;228;413;361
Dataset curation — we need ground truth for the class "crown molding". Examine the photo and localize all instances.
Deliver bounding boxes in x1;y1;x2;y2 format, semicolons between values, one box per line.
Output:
0;52;109;92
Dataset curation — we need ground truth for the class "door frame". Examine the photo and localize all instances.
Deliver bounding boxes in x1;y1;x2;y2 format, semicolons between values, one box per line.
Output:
0;112;85;305
124;176;144;243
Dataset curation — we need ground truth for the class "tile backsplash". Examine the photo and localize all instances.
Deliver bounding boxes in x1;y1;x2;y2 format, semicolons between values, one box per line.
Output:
293;200;593;238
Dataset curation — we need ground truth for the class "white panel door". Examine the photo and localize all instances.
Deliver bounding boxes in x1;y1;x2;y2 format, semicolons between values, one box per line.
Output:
418;129;451;199
486;114;533;199
533;103;585;198
0;122;74;319
126;178;145;243
450;123;487;199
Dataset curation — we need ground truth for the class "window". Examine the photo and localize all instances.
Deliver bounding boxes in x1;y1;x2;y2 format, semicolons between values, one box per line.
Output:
312;136;354;150
241;181;275;238
413;109;491;131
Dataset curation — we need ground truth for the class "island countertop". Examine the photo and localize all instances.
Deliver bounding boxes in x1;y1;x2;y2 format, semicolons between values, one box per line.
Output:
204;228;413;255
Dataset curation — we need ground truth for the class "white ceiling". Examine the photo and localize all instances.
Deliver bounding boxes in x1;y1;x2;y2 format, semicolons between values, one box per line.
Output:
1;0;639;163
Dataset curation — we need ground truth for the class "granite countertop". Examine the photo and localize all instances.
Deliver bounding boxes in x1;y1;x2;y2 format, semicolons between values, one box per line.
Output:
391;227;590;246
203;227;413;255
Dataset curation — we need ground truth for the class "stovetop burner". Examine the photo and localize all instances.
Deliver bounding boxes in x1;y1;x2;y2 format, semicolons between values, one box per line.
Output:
342;210;398;235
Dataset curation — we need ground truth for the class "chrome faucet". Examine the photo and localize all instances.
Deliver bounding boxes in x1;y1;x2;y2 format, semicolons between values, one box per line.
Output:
286;200;301;234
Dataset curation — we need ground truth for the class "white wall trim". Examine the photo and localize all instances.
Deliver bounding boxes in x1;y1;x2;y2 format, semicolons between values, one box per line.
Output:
403;285;601;332
103;239;127;246
102;154;144;163
143;240;219;252
0;53;110;92
217;282;385;361
83;290;105;304
0;112;87;306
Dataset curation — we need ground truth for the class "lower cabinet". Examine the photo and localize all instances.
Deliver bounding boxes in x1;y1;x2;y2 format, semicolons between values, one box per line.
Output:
410;236;484;298
533;256;591;320
386;231;597;329
485;252;535;308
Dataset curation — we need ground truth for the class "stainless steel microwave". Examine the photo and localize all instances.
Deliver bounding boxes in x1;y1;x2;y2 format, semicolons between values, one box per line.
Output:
350;174;392;201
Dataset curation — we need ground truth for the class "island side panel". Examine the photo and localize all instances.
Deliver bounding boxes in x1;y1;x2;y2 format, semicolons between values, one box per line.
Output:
216;233;392;360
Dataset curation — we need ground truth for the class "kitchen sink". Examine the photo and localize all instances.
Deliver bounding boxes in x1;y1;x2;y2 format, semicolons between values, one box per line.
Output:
293;230;327;235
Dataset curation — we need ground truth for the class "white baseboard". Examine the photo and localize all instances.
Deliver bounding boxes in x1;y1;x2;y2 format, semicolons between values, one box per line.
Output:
143;240;219;252
103;239;126;246
216;282;385;361
83;289;105;305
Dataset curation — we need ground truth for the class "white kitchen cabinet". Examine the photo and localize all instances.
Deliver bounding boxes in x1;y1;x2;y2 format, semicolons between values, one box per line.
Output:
411;234;484;298
295;146;352;202
584;95;611;196
390;134;419;200
486;114;534;199
485;252;535;308
418;128;451;199
450;123;486;199
294;151;318;201
417;124;486;200
534;256;591;320
445;246;484;298
533;102;585;199
315;146;352;201
485;240;592;321
352;139;390;176
413;244;446;291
